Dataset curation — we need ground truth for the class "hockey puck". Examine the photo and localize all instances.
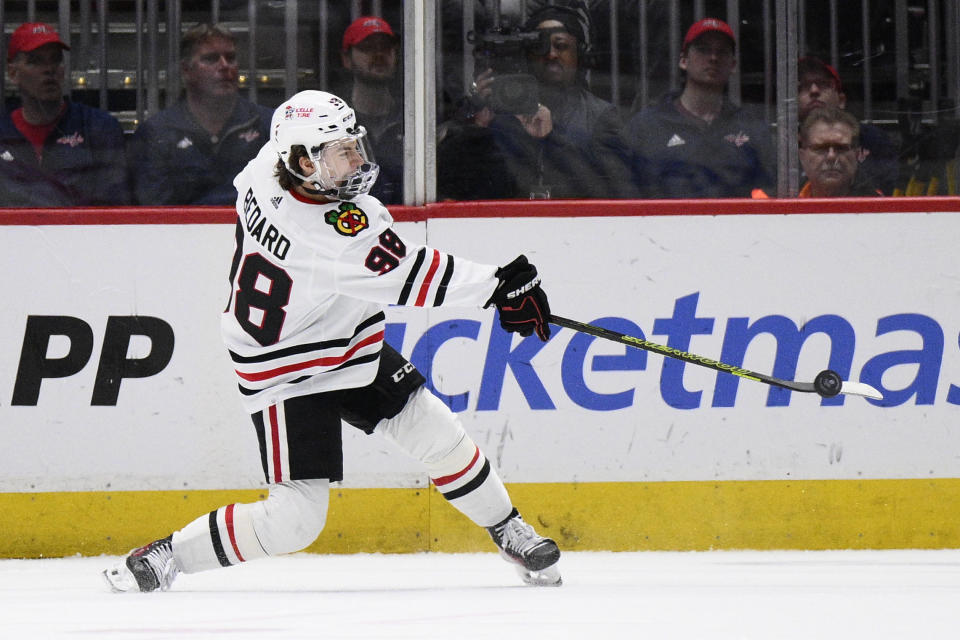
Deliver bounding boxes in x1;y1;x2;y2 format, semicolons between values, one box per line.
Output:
813;369;842;398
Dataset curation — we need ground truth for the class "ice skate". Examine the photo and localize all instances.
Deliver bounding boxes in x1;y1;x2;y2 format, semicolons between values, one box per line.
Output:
487;509;562;586
103;535;180;592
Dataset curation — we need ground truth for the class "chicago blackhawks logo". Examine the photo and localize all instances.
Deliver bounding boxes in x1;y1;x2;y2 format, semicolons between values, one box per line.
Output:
325;202;368;236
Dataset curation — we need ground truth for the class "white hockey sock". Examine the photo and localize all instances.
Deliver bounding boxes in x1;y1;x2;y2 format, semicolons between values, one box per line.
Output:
172;502;266;573
172;479;329;574
427;435;512;527
376;387;512;528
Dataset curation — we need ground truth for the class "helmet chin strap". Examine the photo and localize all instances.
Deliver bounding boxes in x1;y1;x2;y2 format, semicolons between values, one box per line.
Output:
284;164;337;197
300;184;325;195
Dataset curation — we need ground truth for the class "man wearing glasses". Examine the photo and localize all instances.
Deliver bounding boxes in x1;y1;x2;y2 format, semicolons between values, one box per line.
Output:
798;56;898;196
798;105;883;197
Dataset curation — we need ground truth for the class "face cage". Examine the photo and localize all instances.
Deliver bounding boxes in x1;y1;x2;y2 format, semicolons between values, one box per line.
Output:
304;128;380;200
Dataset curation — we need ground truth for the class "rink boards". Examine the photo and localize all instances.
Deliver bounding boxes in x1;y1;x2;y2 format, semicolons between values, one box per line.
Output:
2;199;960;556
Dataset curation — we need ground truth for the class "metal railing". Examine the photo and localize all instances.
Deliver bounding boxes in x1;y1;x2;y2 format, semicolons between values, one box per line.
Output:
3;0;958;201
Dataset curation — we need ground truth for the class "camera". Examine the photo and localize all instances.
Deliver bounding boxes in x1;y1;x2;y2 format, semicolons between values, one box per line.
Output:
470;25;550;115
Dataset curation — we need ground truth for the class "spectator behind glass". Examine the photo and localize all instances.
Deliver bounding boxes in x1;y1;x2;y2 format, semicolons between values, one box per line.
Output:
624;18;775;199
339;16;404;204
798;106;883;197
798;56;898;195
437;3;621;200
521;3;634;196
128;23;272;205
0;22;130;207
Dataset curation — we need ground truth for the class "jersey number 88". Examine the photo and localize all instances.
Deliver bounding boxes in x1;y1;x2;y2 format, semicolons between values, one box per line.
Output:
228;221;292;346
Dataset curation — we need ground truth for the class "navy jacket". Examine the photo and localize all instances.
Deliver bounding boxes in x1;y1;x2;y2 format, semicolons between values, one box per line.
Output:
129;98;273;205
540;85;637;198
437;114;602;200
857;122;899;195
625;91;776;199
0;100;130;207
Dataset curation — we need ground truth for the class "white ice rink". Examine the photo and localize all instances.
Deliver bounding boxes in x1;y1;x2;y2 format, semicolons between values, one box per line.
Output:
3;549;959;639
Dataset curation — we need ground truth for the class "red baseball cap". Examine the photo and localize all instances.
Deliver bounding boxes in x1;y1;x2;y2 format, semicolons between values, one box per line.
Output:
682;18;736;51
342;16;396;51
7;22;70;62
799;56;843;91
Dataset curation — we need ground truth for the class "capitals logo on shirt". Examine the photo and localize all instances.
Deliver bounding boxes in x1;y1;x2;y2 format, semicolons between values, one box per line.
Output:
724;131;751;147
57;132;85;147
325;202;368;236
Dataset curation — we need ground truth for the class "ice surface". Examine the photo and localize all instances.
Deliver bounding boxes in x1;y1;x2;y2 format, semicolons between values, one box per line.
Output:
2;549;959;639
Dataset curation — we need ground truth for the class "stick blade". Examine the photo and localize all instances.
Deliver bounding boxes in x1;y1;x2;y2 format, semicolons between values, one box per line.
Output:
840;380;884;401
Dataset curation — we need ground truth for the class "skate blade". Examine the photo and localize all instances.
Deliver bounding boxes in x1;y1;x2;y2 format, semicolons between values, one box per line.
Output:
516;562;562;586
102;565;139;593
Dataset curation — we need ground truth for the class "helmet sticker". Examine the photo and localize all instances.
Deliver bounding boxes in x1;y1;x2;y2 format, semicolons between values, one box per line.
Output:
325;202;369;236
283;105;315;120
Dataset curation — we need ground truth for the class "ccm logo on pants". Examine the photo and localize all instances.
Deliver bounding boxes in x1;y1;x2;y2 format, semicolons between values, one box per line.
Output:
11;315;174;406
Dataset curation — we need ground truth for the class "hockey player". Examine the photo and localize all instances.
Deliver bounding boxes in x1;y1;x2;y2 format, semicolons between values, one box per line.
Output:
103;90;560;592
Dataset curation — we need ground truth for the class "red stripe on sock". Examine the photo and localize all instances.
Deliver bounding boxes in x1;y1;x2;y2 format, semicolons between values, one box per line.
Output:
432;446;480;486
268;405;283;482
224;503;245;563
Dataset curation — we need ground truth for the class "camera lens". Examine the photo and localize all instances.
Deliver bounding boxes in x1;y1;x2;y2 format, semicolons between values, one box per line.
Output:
490;74;539;115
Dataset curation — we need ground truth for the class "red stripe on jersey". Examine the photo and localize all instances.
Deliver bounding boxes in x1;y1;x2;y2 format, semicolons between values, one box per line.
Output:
268;405;283;482
224;503;245;563
414;250;441;307
235;331;384;382
432;446;480;486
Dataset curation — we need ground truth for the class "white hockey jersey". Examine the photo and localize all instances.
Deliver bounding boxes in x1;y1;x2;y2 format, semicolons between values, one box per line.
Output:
222;144;499;413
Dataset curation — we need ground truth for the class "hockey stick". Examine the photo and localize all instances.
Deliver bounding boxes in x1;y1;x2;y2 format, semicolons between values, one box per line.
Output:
550;314;883;401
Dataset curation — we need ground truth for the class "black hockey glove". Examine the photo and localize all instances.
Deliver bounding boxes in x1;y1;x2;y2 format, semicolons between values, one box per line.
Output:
486;255;551;341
